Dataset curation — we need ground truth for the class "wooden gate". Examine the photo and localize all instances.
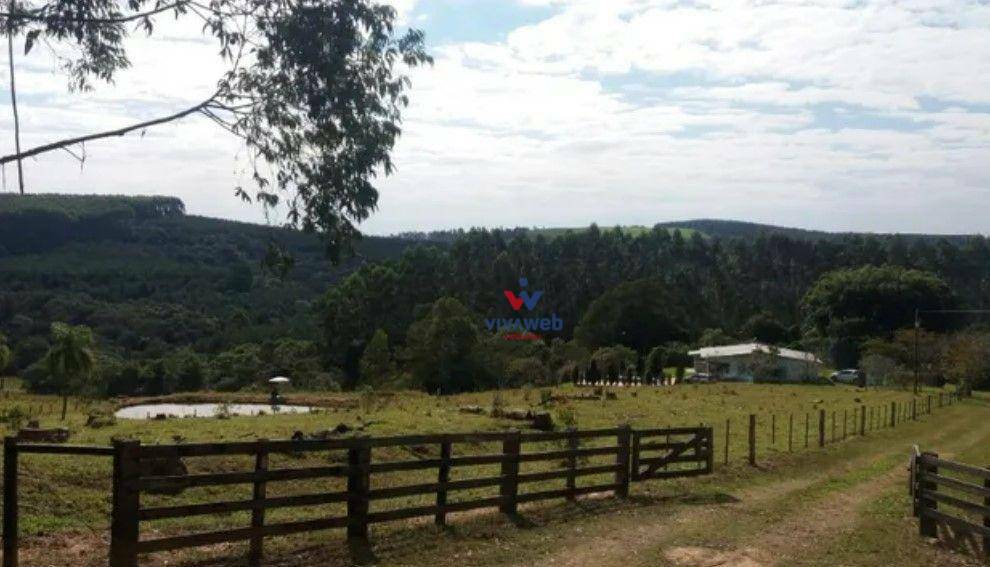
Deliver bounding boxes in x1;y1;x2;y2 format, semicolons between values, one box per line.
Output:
630;427;713;481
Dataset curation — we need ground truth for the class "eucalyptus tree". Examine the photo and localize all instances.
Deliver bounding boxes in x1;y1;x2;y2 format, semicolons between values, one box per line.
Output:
0;0;431;257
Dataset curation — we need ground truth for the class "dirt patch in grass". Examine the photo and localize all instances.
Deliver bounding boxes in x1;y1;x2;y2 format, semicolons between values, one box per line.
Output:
663;546;764;567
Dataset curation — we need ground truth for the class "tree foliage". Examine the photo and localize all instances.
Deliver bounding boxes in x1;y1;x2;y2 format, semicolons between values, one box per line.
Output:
1;0;431;254
942;332;990;394
45;322;97;419
644;346;665;379
404;297;486;394
574;278;689;353
741;311;792;344
590;346;637;378
359;328;393;387
802;265;955;338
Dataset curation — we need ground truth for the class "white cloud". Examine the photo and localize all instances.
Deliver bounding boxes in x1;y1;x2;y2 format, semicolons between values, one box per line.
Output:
1;0;988;235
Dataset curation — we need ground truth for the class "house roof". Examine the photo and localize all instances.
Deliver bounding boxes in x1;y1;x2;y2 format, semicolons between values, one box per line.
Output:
688;342;822;364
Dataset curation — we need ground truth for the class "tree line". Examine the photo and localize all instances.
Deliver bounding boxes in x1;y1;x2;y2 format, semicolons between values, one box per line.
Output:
4;201;990;397
322;225;986;391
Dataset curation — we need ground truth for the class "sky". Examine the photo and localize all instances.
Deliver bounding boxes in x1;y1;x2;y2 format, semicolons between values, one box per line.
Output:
1;0;989;235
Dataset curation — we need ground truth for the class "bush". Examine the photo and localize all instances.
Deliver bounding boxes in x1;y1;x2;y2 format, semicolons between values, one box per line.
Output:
554;406;577;430
539;388;553;406
85;411;116;428
21;361;56;394
0;405;32;431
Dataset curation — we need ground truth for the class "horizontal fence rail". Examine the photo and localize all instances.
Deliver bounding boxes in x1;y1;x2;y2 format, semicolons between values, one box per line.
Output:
122;427;635;563
910;450;990;558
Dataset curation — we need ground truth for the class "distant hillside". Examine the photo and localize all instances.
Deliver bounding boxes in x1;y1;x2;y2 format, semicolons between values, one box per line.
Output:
392;219;979;245
3;195;986;378
0;194;420;369
391;225;705;243
653;219;978;244
523;225;704;239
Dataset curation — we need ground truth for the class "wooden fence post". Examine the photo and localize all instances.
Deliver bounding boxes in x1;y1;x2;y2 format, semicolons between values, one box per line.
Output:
831;411;836;443
615;425;631;497
248;440;269;566
842;409;847;440
805;413;809;448
500;431;521;514
109;440;141;567
748;414;756;466
860;405;866;436
724;418;730;465
627;429;638;485
436;440;452;525
918;451;938;537
927;395;932;415
704;428;714;474
983;465;990;558
787;413;794;453
890;401;896;428
346;438;371;540
3;437;18;567
771;414;776;447
912;399;917;421
818;409;826;447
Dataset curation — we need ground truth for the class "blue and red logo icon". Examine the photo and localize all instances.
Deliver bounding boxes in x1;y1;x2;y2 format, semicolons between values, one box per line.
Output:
486;277;562;339
503;278;543;311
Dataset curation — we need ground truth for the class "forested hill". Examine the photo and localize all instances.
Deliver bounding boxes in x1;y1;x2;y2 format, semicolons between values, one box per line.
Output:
0;194;418;371
3;193;989;393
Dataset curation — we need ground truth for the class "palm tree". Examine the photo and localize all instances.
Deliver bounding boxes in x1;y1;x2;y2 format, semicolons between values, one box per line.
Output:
46;323;97;421
0;333;11;392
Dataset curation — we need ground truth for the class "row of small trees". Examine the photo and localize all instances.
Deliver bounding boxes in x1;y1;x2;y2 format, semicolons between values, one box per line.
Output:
859;329;990;393
350;296;698;394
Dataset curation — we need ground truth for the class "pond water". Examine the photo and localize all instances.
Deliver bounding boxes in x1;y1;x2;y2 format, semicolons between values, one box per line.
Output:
114;403;313;419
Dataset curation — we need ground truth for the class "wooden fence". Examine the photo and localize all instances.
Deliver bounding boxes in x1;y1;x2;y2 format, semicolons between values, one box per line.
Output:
728;391;959;466
909;449;990;557
631;427;712;481
0;391;963;566
2;425;711;567
2;441;115;567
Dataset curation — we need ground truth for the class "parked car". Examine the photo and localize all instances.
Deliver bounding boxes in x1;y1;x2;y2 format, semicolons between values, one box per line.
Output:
684;373;716;384
830;368;865;386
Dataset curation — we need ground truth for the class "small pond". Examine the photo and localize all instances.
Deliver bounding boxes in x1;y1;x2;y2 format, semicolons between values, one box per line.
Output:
115;403;314;419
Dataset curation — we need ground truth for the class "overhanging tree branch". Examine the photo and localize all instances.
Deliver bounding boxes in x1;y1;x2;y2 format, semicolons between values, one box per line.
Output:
0;1;191;25
0;0;432;258
0;91;219;166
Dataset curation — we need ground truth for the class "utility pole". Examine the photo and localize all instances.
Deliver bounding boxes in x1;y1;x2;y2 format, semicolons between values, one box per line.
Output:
6;0;25;194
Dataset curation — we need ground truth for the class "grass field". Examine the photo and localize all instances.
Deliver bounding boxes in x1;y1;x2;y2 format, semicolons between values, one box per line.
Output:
0;381;983;566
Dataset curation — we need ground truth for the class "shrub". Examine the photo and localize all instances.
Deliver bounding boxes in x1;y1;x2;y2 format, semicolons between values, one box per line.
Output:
539;388;553;406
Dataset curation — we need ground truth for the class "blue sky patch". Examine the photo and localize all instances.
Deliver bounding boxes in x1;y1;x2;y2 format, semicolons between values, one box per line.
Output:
410;0;559;44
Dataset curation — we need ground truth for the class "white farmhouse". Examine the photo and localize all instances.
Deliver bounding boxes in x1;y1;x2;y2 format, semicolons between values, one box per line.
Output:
688;342;823;382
